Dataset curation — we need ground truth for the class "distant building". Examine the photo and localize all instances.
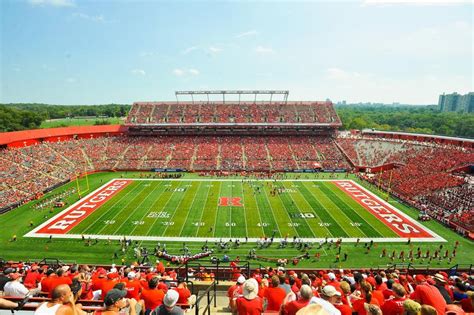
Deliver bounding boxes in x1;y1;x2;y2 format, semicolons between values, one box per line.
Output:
439;92;473;113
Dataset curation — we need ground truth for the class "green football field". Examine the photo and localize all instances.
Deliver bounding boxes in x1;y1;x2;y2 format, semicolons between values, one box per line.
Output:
2;172;472;267
70;179;399;239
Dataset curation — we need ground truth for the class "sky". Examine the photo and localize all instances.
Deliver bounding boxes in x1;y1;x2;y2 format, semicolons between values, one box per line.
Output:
0;0;472;105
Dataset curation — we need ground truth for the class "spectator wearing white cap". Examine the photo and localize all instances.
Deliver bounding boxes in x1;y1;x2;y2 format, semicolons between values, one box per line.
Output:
151;289;183;315
309;285;341;315
122;271;142;301
235;279;263;315
227;275;245;312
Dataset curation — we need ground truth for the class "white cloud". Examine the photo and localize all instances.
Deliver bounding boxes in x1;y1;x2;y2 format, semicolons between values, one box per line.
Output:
66;77;77;83
361;0;469;6
236;30;259;38
208;46;223;54
73;13;108;23
29;0;75;7
173;69;185;76
255;46;275;55
181;46;198;55
173;68;200;77
131;69;146;76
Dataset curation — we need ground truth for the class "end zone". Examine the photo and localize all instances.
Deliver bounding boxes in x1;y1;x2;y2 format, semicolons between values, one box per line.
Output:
334;180;445;242
25;179;132;237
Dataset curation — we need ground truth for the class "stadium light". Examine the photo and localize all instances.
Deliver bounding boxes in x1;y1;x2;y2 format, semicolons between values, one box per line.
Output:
175;90;290;104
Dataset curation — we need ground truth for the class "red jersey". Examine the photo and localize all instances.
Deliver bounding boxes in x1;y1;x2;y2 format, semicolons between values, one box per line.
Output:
122;279;142;300
140;288;164;310
174;287;191;304
282;298;311;315
410;283;447;315
235;297;263;315
264;286;286;311
335;303;352;315
381;297;407;315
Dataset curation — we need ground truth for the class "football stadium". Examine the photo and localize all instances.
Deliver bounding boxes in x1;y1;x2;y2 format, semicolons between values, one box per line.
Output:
1;91;473;314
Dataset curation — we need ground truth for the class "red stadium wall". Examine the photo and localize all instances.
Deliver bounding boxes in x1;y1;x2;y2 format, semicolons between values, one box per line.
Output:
0;125;128;148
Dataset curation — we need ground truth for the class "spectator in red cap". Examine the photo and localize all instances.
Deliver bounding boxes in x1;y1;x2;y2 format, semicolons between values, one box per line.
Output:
4;273;39;298
381;283;407;315
410;274;446;315
264;275;286;311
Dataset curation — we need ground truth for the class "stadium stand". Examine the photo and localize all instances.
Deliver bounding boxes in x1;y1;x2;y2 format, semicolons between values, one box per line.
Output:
126;101;341;125
0;101;473;239
0;261;473;314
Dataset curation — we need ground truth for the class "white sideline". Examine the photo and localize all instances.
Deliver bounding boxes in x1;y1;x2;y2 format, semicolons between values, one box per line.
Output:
24;178;446;243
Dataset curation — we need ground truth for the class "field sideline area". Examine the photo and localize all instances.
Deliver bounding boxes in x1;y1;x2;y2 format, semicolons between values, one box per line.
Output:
1;172;471;268
26;178;442;242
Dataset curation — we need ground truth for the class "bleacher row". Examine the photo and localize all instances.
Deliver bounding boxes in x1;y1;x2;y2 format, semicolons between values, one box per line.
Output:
1;134;472;234
126;102;340;124
0;136;349;209
338;138;474;233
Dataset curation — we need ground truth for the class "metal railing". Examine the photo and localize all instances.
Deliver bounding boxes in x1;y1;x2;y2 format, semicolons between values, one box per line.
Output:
194;281;217;315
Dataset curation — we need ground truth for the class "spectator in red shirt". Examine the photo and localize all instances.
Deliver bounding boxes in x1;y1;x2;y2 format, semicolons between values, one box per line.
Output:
122;272;142;301
140;277;164;313
264;275;286;311
281;284;313;315
227;275;245;312
40;269;55;295
381;283;407;315
173;280;193;305
235;279;263;315
410;275;447;315
24;265;41;289
460;291;474;313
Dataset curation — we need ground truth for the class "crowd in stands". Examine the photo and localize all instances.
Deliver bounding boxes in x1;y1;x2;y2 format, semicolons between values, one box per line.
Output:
337;139;425;167
339;136;474;236
0;261;195;315
0;135;349;210
1;260;474;314
126;102;341;125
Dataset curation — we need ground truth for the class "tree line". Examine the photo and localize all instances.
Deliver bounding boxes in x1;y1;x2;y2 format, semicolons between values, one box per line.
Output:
0;104;130;132
0;103;472;138
336;105;474;138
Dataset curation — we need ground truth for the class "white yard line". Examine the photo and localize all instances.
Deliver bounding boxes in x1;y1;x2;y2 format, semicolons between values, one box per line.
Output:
26;178;445;243
24;233;445;243
194;183;212;237
177;182;202;236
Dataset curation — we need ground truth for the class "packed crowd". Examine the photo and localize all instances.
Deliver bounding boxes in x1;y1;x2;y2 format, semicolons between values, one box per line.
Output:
336;139;425;167
2;260;474;315
126;102;340;125
0;135;348;210
0;261;195;315
226;267;474;315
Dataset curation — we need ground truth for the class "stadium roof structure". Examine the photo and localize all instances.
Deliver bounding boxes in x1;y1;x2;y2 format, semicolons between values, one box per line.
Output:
175;90;289;104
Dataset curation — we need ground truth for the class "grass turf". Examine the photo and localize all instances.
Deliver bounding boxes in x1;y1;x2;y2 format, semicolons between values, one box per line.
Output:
1;171;473;269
